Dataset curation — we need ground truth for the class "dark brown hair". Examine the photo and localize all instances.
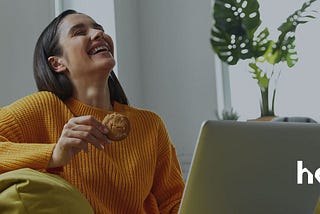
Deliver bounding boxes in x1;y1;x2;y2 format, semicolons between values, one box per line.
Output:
33;9;128;105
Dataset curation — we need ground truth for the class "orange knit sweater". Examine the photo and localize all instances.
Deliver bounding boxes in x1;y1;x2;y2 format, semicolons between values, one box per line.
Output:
0;91;185;214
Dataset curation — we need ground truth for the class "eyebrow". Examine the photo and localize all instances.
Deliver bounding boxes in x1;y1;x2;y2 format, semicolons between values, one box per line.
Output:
92;22;104;31
68;22;104;36
68;23;86;36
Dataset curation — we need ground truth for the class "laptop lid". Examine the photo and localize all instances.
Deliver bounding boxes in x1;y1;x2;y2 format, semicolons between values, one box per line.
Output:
179;120;320;214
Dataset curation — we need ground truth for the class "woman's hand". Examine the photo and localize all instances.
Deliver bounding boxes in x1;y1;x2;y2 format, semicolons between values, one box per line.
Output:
48;115;110;168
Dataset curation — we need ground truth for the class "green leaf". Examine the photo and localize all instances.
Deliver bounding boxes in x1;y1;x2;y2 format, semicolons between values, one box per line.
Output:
252;27;272;59
304;15;316;19
210;0;263;64
285;39;298;67
249;62;269;89
275;0;318;63
211;0;318;69
262;41;279;65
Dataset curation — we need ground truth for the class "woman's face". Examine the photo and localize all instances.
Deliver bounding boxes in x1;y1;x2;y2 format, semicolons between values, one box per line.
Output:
54;13;115;81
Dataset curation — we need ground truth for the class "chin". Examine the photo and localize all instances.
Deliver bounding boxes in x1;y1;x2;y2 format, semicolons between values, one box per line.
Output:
105;60;116;71
94;58;115;72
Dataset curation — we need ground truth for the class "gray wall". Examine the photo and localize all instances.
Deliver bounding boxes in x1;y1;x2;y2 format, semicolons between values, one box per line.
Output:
115;0;218;178
0;0;54;106
113;0;143;106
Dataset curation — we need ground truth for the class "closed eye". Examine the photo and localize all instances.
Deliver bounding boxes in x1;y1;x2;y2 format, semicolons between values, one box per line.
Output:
69;22;104;37
73;29;87;36
69;23;87;37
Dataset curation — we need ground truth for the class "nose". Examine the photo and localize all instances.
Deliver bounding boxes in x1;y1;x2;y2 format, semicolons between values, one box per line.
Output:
90;28;104;41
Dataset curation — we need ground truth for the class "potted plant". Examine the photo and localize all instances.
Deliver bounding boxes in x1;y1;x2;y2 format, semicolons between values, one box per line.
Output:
216;108;240;120
210;0;318;117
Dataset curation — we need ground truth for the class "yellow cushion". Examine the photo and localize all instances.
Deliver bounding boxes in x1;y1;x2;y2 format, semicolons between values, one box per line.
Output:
0;168;94;214
314;199;320;214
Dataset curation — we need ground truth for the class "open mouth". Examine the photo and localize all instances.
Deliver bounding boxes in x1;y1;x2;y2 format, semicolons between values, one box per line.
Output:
88;44;112;56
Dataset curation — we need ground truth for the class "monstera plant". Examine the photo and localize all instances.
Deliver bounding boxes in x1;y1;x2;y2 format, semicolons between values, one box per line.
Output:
210;0;318;117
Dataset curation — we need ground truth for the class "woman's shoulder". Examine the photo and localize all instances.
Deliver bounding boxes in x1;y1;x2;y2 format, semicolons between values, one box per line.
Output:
2;91;65;113
0;92;67;133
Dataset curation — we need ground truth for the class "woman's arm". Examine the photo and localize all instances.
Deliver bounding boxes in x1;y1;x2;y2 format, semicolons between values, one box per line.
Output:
0;107;56;173
0;107;109;173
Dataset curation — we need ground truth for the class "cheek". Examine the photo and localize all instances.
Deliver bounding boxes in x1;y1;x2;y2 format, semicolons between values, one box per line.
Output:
65;37;89;54
63;50;90;73
104;34;114;55
67;45;89;63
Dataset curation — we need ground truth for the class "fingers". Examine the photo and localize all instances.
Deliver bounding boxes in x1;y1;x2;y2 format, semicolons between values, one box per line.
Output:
65;129;105;151
70;124;109;143
52;116;110;168
61;115;112;152
58;136;93;151
69;115;109;136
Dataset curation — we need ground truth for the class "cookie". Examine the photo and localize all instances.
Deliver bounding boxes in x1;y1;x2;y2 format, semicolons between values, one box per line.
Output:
102;112;130;141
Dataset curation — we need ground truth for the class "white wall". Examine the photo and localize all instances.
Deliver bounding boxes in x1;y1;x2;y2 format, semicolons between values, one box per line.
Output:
0;0;54;106
115;0;218;178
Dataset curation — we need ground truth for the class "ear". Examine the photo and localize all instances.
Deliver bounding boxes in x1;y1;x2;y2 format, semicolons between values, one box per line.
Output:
48;56;67;73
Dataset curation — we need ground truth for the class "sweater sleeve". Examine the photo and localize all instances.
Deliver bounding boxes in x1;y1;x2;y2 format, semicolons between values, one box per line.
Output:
152;117;185;214
0;107;55;174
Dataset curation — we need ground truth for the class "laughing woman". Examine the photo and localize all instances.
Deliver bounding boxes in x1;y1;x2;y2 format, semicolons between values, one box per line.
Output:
0;10;184;214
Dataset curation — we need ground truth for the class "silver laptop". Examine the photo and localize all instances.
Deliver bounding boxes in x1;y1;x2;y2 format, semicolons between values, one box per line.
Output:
179;120;320;214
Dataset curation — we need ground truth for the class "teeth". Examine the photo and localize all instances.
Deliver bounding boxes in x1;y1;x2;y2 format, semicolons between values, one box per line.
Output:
90;46;109;55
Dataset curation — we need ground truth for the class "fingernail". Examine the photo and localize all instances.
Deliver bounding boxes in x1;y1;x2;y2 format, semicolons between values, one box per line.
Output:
100;144;105;150
106;139;111;144
103;127;109;134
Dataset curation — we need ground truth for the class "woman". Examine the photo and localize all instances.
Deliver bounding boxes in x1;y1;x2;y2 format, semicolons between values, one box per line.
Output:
0;10;184;213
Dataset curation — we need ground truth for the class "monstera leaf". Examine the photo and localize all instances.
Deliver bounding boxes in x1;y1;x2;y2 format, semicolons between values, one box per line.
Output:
210;0;264;65
272;0;317;67
252;27;271;59
211;0;317;66
249;62;268;90
210;0;318;117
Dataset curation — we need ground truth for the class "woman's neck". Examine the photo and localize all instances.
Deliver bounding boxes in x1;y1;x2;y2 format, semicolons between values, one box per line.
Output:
72;82;113;111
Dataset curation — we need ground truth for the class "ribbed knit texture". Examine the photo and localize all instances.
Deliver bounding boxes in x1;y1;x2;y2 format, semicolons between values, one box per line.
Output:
0;91;185;214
